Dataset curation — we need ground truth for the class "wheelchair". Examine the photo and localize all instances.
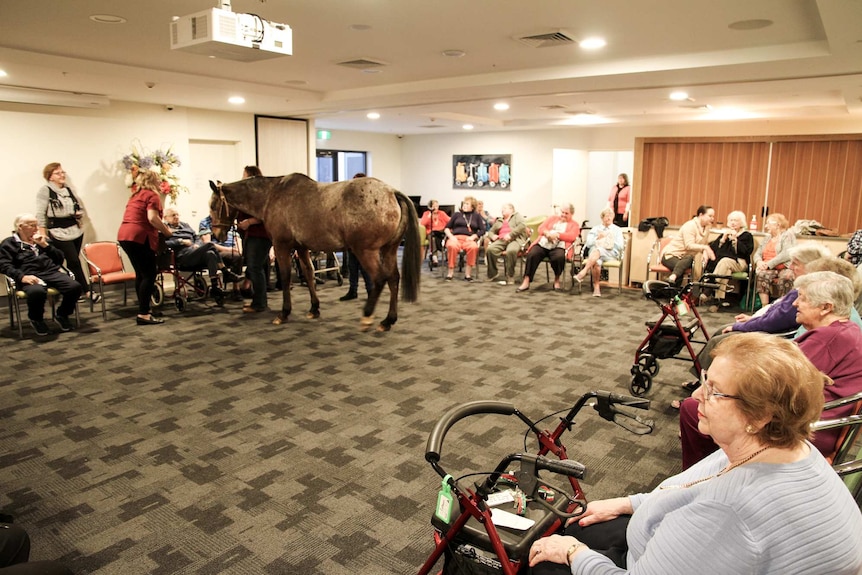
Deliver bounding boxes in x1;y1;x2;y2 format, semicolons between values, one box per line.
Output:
153;245;225;311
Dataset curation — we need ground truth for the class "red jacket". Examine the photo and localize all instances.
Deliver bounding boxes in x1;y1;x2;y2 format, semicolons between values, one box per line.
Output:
536;216;580;257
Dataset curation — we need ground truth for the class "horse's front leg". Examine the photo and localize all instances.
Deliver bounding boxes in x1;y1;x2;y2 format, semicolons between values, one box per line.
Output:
272;244;294;325
296;249;321;319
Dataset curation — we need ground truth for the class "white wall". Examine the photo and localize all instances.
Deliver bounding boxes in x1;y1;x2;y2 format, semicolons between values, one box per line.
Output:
317;130;403;189
0;101;255;242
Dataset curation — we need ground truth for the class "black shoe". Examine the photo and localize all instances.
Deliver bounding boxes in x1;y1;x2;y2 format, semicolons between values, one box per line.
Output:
339;292;358;301
682;380;701;392
29;319;49;336
222;270;242;285
463;276;474;282
136;316;165;325
55;316;73;332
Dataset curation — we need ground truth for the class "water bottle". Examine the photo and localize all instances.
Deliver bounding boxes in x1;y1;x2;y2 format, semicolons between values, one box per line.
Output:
750;215;758;232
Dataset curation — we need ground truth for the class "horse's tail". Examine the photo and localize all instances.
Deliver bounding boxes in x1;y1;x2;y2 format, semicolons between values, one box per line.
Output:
395;191;421;303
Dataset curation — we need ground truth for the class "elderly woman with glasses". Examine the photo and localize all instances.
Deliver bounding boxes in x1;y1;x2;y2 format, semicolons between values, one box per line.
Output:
528;332;862;575
516;203;580;292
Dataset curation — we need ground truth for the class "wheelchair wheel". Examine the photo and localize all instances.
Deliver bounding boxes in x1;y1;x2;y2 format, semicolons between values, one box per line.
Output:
630;370;652;396
637;355;660;377
174;297;186;312
336;272;344;286
151;283;164;308
193;274;207;297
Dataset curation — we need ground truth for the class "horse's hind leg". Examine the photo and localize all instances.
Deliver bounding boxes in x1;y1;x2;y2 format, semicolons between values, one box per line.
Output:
377;246;401;332
296;249;321;319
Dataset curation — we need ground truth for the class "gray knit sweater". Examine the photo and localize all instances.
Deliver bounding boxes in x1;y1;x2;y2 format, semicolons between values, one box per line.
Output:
572;444;862;574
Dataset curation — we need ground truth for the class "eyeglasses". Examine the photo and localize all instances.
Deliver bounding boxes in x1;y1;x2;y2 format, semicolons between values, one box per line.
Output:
700;370;742;402
52;170;66;176
559;210;571;215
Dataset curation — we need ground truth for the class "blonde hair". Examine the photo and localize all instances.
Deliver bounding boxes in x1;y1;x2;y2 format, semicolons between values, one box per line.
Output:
711;333;826;448
137;170;163;193
766;213;789;230
600;207;614;220
805;256;862;299
461;196;477;210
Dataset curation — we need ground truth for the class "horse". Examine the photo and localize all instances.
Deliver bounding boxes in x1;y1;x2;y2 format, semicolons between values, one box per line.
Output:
208;173;421;331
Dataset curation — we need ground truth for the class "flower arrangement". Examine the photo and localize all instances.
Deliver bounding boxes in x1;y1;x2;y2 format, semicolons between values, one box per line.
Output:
121;144;188;202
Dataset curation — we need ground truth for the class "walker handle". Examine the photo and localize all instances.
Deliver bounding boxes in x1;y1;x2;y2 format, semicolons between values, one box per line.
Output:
425;401;515;463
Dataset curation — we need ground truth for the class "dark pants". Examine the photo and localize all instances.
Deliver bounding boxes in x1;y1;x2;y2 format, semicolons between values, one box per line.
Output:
19;269;81;321
523;245;565;281
49;234;89;293
345;250;371;296
120;240;157;316
244;236;272;310
660;254;693;285
176;244;221;277
530;516;630;574
613;213;628;228
0;523;73;575
429;230;446;257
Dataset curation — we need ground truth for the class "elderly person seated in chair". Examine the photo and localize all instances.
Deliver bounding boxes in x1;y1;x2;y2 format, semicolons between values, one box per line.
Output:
574;208;623;297
529;332;862;575
701;210;754;312
484;202;527;286
164;208;242;300
678;271;862;471
0;213;81;335
443;196;485;282
517;203;580;293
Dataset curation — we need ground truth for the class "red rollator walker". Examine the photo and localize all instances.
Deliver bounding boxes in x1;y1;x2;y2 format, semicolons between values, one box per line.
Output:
629;274;728;396
417;391;652;575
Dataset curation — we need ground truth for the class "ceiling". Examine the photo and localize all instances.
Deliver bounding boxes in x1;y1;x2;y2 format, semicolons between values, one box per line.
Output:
1;0;861;135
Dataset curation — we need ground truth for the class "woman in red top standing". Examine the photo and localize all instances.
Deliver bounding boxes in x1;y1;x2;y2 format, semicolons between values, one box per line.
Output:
607;173;631;227
118;169;173;325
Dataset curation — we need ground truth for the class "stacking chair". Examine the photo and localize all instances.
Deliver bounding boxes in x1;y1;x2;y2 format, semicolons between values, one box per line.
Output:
82;241;137;320
645;237;673;281
575;234;627;295
812;391;862;504
4;273;80;339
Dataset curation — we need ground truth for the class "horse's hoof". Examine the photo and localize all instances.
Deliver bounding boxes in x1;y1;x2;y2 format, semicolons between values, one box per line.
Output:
272;314;287;325
376;323;391;332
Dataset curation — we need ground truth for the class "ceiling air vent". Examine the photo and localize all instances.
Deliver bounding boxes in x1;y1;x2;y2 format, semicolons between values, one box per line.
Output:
337;58;388;70
418;124;446;129
540;104;568;110
517;31;575;48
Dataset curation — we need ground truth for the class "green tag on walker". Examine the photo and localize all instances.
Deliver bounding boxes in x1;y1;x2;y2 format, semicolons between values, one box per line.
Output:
435;475;454;524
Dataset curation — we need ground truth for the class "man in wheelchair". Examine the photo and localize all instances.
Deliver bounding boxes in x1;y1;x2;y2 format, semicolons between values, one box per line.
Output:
163;208;242;299
0;213;81;335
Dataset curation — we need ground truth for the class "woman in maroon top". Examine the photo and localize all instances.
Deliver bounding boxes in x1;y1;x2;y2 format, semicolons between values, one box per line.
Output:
117;170;173;325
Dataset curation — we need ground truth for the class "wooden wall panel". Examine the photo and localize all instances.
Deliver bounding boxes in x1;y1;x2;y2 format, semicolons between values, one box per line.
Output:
638;141;769;226
768;140;862;233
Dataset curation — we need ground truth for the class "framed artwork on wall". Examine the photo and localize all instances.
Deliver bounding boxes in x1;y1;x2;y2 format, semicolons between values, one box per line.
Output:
453;154;511;189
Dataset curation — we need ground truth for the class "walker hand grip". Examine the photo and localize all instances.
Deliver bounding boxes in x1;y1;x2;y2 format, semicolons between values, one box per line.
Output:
536;456;587;479
425;401;515;463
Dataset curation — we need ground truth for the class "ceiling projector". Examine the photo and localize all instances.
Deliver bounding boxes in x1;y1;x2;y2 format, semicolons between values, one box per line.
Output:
170;7;292;62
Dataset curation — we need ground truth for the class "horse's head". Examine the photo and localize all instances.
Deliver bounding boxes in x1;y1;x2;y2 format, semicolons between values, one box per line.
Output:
208;180;237;242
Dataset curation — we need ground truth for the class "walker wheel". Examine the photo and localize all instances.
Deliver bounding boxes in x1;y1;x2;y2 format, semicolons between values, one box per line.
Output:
151;283;164;308
630;371;652;396
175;297;186;312
638;355;660;377
193;275;207;296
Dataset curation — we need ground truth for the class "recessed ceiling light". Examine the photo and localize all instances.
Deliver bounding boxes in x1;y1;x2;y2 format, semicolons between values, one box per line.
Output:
669;91;689;101
350;24;372;31
89;14;126;24
362;69;381;74
579;37;606;50
228;96;245;105
442;49;466;58
0;69;7;78
728;19;773;31
367;112;381;120
493;102;510;111
462;124;474;130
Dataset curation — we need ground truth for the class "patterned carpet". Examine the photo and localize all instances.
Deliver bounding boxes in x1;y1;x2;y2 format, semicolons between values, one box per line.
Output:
0;260;729;574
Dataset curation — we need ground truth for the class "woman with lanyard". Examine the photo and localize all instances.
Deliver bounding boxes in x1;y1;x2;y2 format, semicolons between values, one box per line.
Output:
35;162;100;304
607;173;631;227
443;196;485;282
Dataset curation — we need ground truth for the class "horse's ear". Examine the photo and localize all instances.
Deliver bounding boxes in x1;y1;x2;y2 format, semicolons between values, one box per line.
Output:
209;180;220;193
